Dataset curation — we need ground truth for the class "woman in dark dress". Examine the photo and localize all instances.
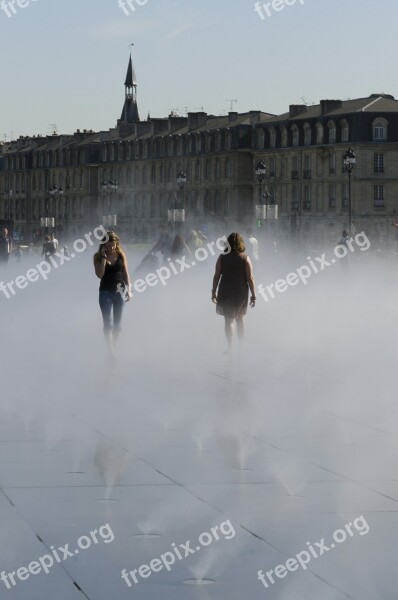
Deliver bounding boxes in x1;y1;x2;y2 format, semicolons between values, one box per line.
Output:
212;232;256;348
94;231;132;353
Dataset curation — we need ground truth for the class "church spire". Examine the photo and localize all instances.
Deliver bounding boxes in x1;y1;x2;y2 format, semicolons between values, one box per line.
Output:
120;48;140;125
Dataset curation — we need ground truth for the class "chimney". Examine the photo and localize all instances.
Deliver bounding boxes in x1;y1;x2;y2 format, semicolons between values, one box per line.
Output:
188;112;208;130
320;100;342;115
249;111;261;124
289;105;307;118
228;112;239;123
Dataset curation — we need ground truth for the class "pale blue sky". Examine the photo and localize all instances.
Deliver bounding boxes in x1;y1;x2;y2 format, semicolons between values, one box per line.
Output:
0;0;396;139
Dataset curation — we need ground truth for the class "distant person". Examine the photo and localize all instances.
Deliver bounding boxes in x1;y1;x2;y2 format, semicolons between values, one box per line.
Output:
151;225;172;264
94;231;132;354
14;245;23;263
62;245;70;258
246;228;259;262
0;227;12;264
50;233;59;251
186;229;208;253
41;235;55;261
135;251;159;278
170;234;191;260
212;232;256;349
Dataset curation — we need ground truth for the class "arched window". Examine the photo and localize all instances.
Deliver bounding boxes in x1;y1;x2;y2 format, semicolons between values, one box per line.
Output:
215;131;222;152
225;130;232;151
291;125;299;146
316;123;324;144
304;123;311;145
270;128;276;148
257;128;265;149
281;126;288;147
167;136;174;157
206;133;212;153
373;118;388;141
341;120;349;143
328;121;336;143
196;133;203;153
177;135;183;156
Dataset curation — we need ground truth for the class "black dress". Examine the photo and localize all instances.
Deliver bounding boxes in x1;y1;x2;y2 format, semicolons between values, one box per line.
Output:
216;252;249;318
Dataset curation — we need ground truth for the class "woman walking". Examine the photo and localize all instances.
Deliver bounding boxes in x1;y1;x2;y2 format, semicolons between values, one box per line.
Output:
94;231;132;353
212;232;256;348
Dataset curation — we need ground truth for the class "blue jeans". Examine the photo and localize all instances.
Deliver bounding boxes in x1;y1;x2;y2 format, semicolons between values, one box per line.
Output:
99;291;125;333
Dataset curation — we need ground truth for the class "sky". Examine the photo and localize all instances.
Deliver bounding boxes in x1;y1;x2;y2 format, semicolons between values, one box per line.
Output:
0;0;397;139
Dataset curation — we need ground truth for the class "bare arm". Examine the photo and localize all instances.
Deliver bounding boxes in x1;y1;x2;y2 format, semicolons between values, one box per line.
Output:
212;256;222;303
122;255;133;300
94;251;107;279
246;256;256;307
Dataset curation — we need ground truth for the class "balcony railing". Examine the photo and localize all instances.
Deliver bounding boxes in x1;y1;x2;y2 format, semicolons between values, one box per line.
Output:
291;170;299;179
303;170;311;179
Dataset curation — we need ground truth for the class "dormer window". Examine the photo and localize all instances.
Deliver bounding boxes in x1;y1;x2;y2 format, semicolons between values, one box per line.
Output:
341;120;349;142
328;121;336;144
373;119;387;141
304;124;311;145
291;125;299;146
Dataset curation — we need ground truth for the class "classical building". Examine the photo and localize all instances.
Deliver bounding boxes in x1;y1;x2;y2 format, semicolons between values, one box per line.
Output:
1;51;398;243
253;94;398;240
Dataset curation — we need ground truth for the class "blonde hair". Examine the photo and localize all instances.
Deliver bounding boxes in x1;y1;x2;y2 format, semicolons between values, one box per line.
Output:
93;231;127;265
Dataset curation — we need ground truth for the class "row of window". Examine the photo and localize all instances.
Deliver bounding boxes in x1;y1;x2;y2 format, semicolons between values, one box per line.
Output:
1;158;234;194
289;184;385;210
2;130;236;171
257;119;388;149
262;153;386;178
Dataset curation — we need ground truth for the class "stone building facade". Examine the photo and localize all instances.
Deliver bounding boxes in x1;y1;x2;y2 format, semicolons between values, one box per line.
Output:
1;53;398;244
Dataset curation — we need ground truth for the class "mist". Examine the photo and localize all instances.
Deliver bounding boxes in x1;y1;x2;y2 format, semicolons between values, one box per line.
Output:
0;225;395;599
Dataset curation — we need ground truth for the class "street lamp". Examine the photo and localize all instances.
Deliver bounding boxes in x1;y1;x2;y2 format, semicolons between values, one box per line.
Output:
41;185;61;236
255;161;267;223
168;171;187;230
102;178;118;229
177;170;187;208
343;148;356;233
49;185;63;236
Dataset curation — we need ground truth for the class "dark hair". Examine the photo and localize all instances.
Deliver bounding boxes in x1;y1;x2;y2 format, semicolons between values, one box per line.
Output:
227;232;245;253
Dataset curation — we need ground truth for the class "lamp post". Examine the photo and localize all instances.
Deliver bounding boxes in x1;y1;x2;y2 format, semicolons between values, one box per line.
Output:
168;171;187;233
41;185;60;237
343;148;356;233
102;178;118;230
49;185;63;236
255;161;267;224
176;170;187;210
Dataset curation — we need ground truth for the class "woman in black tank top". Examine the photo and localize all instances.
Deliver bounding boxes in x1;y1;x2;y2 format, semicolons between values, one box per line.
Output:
94;231;132;354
